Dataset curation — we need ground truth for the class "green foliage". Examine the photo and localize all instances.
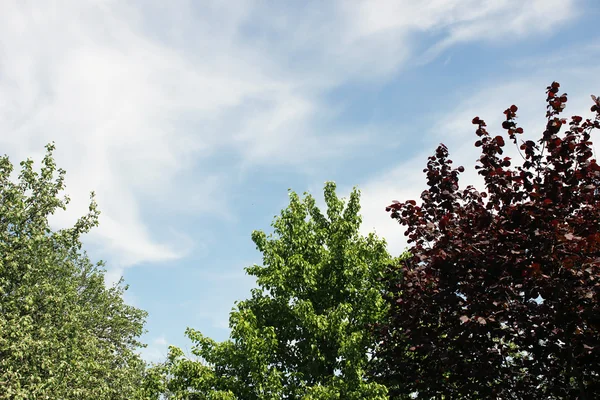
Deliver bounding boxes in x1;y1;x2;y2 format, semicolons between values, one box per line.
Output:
159;182;392;399
0;144;151;399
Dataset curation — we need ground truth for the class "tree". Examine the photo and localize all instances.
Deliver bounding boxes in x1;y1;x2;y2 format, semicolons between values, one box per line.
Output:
0;143;151;399
158;182;394;399
371;83;600;399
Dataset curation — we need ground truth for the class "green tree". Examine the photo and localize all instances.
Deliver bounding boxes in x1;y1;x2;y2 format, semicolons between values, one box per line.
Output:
0;144;151;399
159;182;393;399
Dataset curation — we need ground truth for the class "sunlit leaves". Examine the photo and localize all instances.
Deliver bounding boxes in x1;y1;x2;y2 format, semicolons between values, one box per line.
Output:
158;183;391;399
0;144;150;399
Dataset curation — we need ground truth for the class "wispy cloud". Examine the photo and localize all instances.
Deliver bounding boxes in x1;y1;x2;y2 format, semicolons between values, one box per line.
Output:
139;335;170;364
0;0;581;275
357;61;600;256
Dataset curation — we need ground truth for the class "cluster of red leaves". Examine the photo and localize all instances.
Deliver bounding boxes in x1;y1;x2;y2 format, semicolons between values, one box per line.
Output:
370;82;600;399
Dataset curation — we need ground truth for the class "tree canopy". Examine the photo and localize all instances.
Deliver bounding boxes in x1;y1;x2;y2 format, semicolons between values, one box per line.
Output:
0;144;150;399
4;82;599;400
156;182;398;399
371;83;600;399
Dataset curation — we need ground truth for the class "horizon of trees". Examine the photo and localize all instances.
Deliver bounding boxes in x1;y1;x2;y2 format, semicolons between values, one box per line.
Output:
1;82;599;399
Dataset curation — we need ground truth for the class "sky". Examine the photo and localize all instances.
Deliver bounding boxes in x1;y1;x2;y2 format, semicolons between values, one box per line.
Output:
1;0;599;363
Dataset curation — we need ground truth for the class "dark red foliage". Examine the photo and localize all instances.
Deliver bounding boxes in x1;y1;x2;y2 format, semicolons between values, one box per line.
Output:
371;83;600;399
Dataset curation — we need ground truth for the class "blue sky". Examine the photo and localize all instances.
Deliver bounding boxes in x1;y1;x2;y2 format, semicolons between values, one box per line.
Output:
1;0;599;363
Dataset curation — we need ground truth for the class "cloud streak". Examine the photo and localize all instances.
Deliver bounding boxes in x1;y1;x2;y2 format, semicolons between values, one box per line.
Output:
358;59;600;256
0;0;581;275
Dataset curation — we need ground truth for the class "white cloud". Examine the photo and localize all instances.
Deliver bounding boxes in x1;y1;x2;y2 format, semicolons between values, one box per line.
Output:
358;63;600;256
154;336;168;346
0;1;275;270
139;335;170;364
349;0;579;63
0;0;581;272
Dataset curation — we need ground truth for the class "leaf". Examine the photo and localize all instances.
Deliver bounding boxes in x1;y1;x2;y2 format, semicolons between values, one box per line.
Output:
363;81;600;399
160;182;392;398
0;147;148;399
